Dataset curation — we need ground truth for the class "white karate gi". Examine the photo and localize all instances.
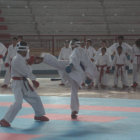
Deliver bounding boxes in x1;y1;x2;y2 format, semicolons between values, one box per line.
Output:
96;47;112;63
131;44;140;83
85;46;98;82
3;44;17;86
113;53;129;86
109;42;132;55
43;47;97;112
0;42;7;72
58;47;72;60
58;47;72;84
69;47;97;85
3;53;45;123
95;53;111;86
85;46;97;61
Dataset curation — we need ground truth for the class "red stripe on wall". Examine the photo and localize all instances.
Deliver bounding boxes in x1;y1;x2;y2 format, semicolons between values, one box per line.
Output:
0;17;4;22
0;34;11;38
0;25;8;30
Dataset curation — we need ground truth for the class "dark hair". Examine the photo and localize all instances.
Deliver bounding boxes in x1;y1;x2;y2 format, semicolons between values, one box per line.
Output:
71;38;79;45
118;35;124;40
17;35;23;40
86;39;92;44
102;40;107;43
72;38;79;42
20;41;27;46
135;39;140;47
101;47;106;52
117;46;122;50
65;40;69;44
12;37;17;41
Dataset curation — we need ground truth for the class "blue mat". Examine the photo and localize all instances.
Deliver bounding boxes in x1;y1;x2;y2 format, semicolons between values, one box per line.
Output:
0;95;140;140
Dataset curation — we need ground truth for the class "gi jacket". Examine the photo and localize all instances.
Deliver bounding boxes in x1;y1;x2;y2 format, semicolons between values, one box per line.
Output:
11;53;36;80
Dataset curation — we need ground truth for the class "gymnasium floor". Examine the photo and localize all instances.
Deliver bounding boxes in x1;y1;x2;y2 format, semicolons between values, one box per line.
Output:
0;75;140;140
0;95;140;140
0;75;140;99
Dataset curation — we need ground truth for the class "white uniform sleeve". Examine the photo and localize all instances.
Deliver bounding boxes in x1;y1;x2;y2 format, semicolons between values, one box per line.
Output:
0;43;7;56
112;55;117;66
95;56;99;66
108;43;116;55
130;45;135;61
26;49;30;59
84;52;98;80
58;48;63;60
5;46;11;63
124;54;129;66
125;43;132;55
106;55;111;67
88;47;96;60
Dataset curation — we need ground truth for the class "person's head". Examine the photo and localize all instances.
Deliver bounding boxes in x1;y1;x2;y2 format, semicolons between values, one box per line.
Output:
135;39;140;49
86;39;92;47
117;46;123;54
117;35;124;45
12;37;18;46
17;41;28;57
101;47;106;55
64;40;69;48
17;35;23;42
101;40;107;48
69;38;80;50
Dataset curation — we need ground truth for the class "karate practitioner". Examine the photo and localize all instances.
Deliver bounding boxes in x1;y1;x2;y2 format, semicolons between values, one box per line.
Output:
112;46;129;89
95;47;111;89
0;41;49;127
58;40;72;85
109;35;132;59
85;39;97;62
0;42;7;73
96;40;111;59
131;39;140;88
85;39;97;88
36;39;97;119
1;37;17;88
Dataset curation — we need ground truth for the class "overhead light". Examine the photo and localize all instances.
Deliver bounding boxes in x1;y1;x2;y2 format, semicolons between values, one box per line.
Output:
82;13;85;16
25;6;28;8
44;6;48;8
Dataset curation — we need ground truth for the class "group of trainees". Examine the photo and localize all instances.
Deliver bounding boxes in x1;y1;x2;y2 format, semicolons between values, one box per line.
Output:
58;36;140;89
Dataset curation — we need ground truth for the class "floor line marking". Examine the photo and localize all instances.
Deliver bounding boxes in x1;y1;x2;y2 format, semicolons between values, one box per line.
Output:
1;102;140;112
